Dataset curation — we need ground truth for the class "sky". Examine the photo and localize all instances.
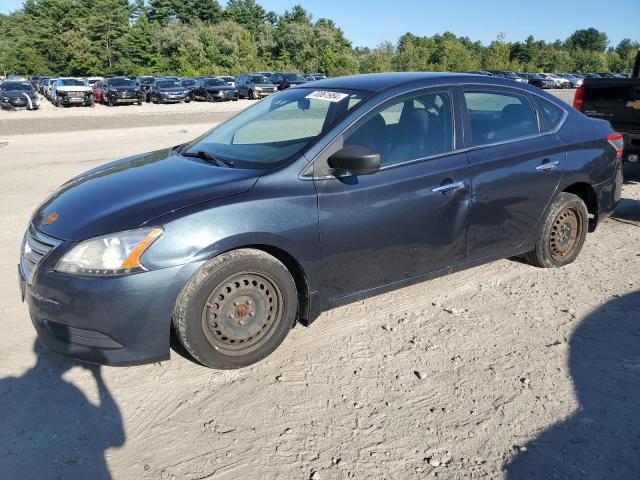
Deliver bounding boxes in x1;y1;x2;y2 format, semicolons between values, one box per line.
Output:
1;0;637;48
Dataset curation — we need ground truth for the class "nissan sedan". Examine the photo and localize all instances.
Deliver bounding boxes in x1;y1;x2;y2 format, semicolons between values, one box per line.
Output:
20;73;623;369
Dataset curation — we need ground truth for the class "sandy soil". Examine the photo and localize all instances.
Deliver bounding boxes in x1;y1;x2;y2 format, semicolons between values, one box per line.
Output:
0;89;638;480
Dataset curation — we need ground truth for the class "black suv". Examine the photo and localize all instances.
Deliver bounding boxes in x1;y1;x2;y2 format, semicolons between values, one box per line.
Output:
235;74;278;99
269;72;307;90
102;77;142;106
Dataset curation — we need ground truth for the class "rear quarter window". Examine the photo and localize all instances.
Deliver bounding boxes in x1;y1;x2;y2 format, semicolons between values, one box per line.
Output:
535;97;565;132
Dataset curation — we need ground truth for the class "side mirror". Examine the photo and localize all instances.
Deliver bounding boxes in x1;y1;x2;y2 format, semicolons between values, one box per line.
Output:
297;98;310;111
327;146;380;175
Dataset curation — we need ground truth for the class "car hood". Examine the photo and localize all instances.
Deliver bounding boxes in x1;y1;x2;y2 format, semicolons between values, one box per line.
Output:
109;86;138;91
56;85;92;93
254;83;277;89
33;148;261;241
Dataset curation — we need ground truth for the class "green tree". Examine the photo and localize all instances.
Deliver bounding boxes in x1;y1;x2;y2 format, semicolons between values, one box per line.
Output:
566;28;608;52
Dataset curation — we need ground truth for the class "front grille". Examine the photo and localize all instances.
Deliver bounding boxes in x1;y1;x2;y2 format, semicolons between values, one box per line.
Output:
68;91;84;98
20;225;61;284
10;97;28;106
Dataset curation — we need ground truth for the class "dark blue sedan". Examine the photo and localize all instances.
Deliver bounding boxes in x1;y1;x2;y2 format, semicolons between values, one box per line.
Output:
20;73;623;368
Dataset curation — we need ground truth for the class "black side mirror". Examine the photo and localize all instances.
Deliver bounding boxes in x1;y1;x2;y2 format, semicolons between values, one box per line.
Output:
328;146;381;175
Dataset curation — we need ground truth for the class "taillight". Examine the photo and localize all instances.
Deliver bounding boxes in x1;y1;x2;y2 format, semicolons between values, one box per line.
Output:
573;85;584;111
606;133;624;159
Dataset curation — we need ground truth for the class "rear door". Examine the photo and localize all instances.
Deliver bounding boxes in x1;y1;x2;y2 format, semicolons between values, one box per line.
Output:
315;88;470;301
461;87;566;260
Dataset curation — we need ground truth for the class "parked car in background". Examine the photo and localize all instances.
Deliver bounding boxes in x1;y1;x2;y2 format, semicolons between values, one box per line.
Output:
102;77;142;106
91;80;104;103
37;77;50;95
86;76;104;87
557;74;584;88
51;78;94;107
270;72;307;90
235;74;277;99
29;75;42;88
465;70;494;76
487;70;528;84
218;76;236;87
191;77;238;102
136;76;156;101
520;73;555;89
148;78;191;104
582;73;602;79
181;77;199;96
43;77;58;99
20;73;623;369
574;51;640;162
0;79;39;110
307;73;327;80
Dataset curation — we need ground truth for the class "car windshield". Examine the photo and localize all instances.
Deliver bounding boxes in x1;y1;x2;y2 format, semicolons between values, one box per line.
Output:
183;88;367;168
503;71;518;78
59;79;86;86
158;80;182;88
2;82;33;91
285;74;305;82
140;77;155;84
205;79;226;86
110;78;135;87
250;75;268;84
182;79;196;86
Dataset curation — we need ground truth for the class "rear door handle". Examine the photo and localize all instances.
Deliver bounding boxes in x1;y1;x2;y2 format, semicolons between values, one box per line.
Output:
536;160;560;172
432;180;466;193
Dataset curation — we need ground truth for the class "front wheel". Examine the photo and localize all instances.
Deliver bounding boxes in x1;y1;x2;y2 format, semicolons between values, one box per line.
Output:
173;249;298;369
524;192;588;268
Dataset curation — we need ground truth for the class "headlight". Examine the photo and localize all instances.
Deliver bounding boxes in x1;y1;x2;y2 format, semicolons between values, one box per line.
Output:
55;227;163;276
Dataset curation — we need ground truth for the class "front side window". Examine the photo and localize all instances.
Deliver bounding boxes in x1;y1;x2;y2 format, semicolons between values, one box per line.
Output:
184;88;368;167
344;91;454;167
463;90;539;146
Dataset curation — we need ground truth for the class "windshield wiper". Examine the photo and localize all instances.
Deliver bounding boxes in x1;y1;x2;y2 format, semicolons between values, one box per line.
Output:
180;150;235;168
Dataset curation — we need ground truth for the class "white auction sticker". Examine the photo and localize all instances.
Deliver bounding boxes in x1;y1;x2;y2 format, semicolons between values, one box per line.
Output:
305;91;349;102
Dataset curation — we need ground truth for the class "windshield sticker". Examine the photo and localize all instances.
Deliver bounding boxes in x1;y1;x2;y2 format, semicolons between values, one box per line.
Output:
305;91;349;102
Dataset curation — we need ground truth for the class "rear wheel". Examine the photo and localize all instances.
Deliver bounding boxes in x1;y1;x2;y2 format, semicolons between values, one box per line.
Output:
173;249;298;369
248;89;256;100
524;192;588;268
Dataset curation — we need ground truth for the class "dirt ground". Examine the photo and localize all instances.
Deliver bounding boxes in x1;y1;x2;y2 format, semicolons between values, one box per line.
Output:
0;89;638;480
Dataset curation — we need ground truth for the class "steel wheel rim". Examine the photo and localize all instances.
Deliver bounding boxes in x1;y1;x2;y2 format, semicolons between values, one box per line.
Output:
549;206;582;261
201;272;283;356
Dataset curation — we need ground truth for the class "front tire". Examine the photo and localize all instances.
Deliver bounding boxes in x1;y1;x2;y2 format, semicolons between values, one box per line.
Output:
524;192;588;268
173;249;298;369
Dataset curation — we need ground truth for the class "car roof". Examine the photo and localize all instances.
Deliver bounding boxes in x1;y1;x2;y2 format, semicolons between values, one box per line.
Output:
304;72;519;93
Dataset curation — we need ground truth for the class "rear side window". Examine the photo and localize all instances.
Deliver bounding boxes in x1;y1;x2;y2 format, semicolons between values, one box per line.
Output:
463;90;539;146
345;91;453;167
535;97;565;132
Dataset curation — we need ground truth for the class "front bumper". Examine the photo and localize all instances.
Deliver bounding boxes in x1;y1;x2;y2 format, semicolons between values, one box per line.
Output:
21;238;203;365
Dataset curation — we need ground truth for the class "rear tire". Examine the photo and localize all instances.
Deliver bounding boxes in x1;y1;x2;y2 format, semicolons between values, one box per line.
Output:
524;192;588;268
173;249;298;369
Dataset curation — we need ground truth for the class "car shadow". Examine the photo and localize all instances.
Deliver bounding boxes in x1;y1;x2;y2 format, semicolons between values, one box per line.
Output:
504;290;640;479
0;340;124;479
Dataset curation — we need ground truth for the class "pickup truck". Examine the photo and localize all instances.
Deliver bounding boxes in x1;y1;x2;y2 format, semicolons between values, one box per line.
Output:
574;51;640;162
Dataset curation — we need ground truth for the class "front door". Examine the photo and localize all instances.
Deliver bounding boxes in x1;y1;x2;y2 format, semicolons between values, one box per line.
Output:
315;89;471;301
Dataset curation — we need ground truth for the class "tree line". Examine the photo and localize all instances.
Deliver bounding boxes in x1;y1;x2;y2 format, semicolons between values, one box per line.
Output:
1;0;638;77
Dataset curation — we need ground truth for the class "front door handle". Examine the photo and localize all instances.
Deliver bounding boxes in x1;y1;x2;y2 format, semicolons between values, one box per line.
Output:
432;180;466;194
536;159;560;172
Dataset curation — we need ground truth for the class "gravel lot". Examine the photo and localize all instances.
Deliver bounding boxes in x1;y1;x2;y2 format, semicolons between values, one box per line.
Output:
1;88;638;480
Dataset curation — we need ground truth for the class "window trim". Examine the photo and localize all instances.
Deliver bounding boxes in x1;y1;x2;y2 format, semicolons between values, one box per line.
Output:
459;84;568;152
304;86;461;179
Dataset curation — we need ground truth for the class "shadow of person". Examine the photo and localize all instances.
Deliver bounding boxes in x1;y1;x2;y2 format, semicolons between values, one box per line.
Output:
505;291;640;479
0;341;125;479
